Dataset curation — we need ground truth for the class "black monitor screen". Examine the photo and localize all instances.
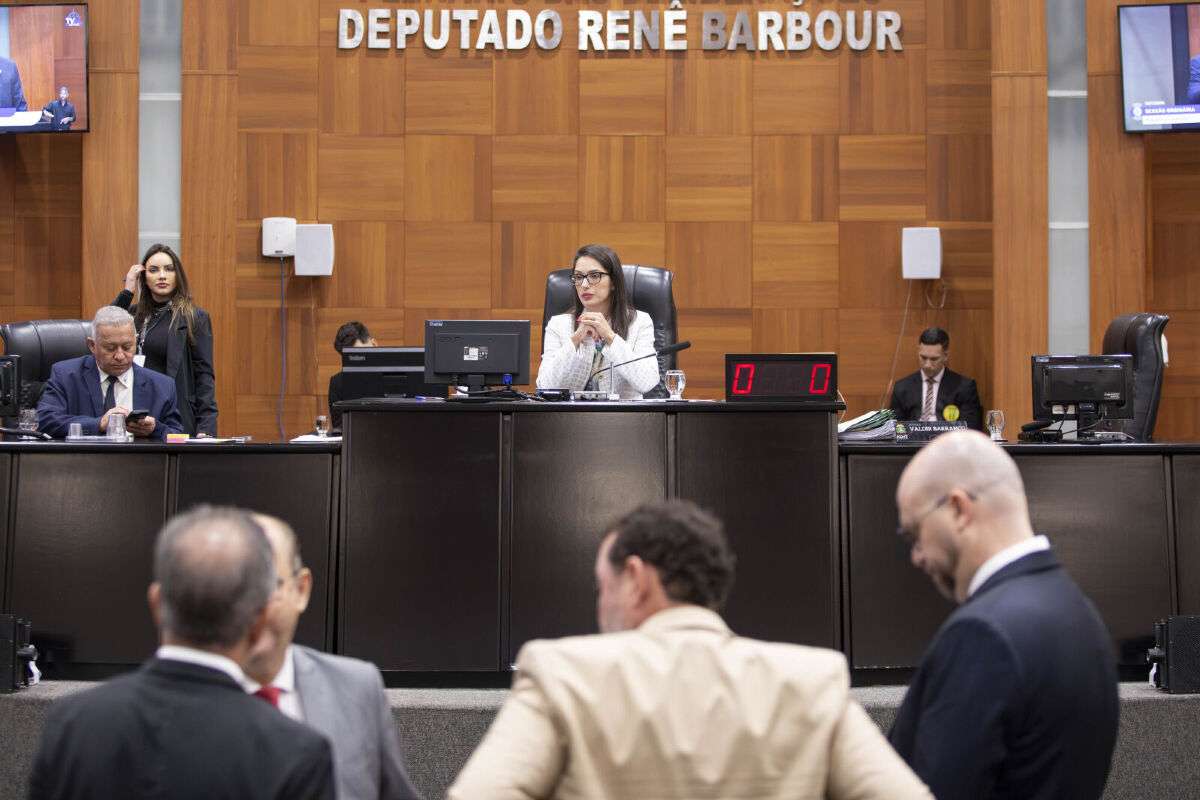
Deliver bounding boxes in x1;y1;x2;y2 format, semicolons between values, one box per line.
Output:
1031;355;1135;421
0;5;88;134
340;347;448;401
423;320;530;388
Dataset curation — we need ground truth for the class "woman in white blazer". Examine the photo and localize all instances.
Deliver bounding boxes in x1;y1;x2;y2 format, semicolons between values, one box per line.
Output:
536;244;662;399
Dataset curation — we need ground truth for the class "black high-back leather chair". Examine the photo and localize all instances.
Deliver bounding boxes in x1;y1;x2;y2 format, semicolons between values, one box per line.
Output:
542;265;679;382
0;319;91;407
1101;312;1170;442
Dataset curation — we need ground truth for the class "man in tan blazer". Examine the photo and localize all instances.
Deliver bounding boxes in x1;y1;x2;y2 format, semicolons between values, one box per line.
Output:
449;500;931;800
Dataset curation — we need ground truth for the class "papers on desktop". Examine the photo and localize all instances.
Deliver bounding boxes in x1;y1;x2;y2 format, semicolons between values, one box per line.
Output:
837;409;897;441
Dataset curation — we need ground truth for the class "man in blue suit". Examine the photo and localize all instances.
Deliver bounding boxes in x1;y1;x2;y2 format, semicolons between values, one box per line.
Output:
38;306;183;440
0;55;27;111
889;430;1118;800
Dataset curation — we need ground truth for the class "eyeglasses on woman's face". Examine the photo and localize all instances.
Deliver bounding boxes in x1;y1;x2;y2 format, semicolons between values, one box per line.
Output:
570;270;609;287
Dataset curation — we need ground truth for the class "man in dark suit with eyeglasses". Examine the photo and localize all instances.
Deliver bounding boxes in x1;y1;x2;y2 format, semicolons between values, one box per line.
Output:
890;431;1118;800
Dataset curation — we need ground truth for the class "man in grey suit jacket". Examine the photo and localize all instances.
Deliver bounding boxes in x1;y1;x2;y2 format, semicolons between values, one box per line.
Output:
245;514;421;800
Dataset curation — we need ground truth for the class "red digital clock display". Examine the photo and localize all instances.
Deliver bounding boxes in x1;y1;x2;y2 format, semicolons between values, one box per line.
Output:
724;354;838;402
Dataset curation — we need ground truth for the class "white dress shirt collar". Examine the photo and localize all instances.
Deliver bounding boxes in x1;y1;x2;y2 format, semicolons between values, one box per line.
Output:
967;535;1051;598
98;363;133;388
243;645;303;720
155;644;246;687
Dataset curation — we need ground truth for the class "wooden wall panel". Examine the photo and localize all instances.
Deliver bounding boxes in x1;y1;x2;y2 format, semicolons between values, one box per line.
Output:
927;50;991;134
838;136;927;221
753;135;838;222
1088;74;1146;349
495;48;578;135
182;72;237;432
580;136;664;223
494;222;580;309
239;132;318;221
752;223;838;309
405;51;492;134
668;52;752;136
237;46;319;130
493;136;578;221
404;135;491;222
317;135;404;221
667;222;751;309
841;47;927;135
753;56;841;134
80;69;137;317
927;134;992;221
991;74;1048;428
579;57;665;135
665;137;751;221
177;3;1001;436
404;223;492;308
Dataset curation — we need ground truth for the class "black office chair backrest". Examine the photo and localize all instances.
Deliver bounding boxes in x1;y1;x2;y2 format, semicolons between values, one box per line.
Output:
1101;312;1170;442
542;264;679;377
0;319;91;406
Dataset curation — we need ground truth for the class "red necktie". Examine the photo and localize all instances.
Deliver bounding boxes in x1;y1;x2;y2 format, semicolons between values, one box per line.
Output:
254;686;282;707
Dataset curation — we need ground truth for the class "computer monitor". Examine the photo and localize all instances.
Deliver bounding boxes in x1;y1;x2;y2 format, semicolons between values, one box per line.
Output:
340;347;448;401
1031;354;1135;432
423;320;530;392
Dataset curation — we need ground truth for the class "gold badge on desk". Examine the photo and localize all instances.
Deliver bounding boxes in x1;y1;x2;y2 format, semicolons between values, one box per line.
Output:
942;404;961;422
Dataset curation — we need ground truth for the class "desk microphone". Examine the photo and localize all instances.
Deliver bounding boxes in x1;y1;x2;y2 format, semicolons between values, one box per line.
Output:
587;341;692;391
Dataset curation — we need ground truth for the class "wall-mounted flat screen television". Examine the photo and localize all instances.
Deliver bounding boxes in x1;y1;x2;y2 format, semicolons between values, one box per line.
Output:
0;4;87;134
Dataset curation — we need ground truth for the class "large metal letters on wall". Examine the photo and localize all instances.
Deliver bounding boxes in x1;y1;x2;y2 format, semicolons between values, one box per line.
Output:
337;4;906;53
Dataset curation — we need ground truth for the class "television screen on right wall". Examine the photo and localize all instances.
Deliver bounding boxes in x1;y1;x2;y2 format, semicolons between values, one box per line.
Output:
1119;3;1200;132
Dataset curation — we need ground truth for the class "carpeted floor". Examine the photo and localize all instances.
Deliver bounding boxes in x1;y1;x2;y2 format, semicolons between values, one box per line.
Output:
1;681;1195;799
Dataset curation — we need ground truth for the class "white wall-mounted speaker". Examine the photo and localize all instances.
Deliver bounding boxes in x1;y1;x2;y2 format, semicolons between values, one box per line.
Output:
295;223;334;276
262;217;297;257
901;227;942;280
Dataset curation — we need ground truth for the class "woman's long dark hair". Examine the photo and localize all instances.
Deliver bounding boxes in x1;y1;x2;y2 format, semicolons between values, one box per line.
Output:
135;243;199;343
572;243;634;339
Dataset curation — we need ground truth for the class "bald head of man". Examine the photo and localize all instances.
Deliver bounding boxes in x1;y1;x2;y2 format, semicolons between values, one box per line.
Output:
895;430;1035;603
243;513;313;687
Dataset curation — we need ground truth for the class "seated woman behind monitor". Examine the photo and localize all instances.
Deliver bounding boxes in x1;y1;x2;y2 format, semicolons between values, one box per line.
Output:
328;321;376;430
536;244;660;399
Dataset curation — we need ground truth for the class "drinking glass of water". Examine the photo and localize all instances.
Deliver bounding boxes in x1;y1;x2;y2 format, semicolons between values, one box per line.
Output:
18;408;38;438
665;370;686;400
986;409;1006;442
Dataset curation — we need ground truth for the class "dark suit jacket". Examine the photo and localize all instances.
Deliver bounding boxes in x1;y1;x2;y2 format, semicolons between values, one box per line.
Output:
113;291;219;436
328;372;345;431
28;658;335;800
888;549;1119;800
41;98;76;129
890;368;983;431
36;354;184;440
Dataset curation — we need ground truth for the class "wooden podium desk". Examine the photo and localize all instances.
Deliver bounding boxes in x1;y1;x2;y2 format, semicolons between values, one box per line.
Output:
0;441;340;677
338;399;842;672
840;442;1200;675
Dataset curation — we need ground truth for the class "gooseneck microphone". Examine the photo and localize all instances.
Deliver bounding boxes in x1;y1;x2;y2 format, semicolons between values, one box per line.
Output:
587;340;692;391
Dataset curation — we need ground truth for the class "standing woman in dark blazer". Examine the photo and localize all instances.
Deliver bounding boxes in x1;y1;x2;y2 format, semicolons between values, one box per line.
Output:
112;244;218;436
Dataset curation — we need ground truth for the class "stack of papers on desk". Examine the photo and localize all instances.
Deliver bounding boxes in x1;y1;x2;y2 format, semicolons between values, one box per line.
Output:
837;409;897;442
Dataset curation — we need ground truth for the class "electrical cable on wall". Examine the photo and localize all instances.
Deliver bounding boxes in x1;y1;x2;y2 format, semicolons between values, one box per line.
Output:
278;256;287;441
878;281;914;411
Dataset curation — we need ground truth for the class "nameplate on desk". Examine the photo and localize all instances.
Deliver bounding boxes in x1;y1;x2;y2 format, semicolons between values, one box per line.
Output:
894;421;967;442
